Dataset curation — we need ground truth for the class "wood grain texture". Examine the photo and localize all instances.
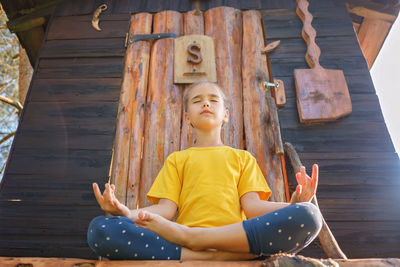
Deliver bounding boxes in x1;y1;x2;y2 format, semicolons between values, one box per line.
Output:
294;0;352;123
242;10;285;202
139;11;183;207
205;6;244;148
110;13;152;208
357;18;391;69
180;10;205;150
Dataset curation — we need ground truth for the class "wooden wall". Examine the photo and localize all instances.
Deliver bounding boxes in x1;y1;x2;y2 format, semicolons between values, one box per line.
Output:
0;0;399;260
0;12;129;258
263;0;400;258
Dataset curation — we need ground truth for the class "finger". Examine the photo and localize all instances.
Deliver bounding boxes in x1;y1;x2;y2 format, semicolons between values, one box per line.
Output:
92;183;104;205
105;183;113;200
301;166;307;185
311;164;319;192
296;172;302;185
297;184;302;194
111;184;116;191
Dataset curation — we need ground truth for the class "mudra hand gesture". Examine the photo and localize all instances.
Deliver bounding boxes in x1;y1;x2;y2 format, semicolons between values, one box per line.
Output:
290;164;319;203
92;182;130;217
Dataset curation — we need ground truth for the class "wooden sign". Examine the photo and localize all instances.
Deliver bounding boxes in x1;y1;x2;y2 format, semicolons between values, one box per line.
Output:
294;0;352;123
174;34;217;83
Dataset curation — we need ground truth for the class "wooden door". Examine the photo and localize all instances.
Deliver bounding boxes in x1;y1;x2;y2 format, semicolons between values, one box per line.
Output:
110;7;286;209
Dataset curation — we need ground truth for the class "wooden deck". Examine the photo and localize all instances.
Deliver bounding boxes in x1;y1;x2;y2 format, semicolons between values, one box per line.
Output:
0;0;399;260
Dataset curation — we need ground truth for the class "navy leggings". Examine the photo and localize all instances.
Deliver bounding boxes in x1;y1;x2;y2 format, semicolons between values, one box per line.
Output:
87;202;322;260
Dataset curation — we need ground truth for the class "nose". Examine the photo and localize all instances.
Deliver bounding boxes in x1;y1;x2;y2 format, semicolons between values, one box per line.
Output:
203;101;210;107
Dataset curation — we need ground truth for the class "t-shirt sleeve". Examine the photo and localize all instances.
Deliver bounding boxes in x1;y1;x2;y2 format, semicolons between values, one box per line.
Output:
237;151;272;201
146;152;182;206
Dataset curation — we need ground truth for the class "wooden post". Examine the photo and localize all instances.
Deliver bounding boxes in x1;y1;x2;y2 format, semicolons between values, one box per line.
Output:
242;10;284;202
110;13;152;208
284;142;347;259
180;10;205;150
205;6;244;149
241;10;286;202
139;11;183;208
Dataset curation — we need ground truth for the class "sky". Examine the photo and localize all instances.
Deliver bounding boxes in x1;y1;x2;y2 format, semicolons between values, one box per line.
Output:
370;15;400;156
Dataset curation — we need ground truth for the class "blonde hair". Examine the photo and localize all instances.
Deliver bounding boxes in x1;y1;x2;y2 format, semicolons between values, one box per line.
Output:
183;81;228;112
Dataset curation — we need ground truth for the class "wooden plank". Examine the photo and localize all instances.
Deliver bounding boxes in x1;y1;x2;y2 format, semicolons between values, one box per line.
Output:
357;18;391;69
11;131;113;150
268;36;364;59
40;38;126;58
111;12;152;208
5;148;112;178
278;94;387;129
139;10;183;208
242;10;285;202
27;78;122;102
276;74;376;99
47;14;129;40
37;57;124;78
180;10;205;150
262;7;355;39
55;0;95;17
270;56;369;77
20;101;118;128
205;6;244;148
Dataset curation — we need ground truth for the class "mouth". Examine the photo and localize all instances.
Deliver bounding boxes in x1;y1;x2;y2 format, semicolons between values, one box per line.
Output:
201;110;213;114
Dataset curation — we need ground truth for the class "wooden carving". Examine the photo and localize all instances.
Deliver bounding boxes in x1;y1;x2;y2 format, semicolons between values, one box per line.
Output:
294;0;352;123
174;34;217;83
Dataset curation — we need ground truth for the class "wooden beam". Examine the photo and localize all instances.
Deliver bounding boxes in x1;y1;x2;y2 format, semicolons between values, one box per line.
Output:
357;17;391;69
1;256;400;266
346;3;397;23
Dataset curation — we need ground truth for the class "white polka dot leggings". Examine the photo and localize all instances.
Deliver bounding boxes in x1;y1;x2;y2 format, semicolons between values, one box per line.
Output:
87;202;322;260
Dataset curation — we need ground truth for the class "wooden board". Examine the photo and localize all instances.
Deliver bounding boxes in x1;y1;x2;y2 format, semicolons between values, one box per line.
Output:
294;0;352;123
174;34;217;84
139;10;183;208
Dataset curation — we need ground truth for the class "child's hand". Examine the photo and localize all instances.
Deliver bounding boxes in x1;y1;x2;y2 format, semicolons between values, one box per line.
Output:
290;164;318;203
92;182;130;217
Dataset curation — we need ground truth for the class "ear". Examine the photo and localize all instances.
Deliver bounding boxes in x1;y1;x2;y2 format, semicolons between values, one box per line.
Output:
223;108;229;123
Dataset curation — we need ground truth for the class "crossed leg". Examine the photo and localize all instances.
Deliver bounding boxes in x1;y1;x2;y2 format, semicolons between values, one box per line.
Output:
87;203;322;260
136;202;323;257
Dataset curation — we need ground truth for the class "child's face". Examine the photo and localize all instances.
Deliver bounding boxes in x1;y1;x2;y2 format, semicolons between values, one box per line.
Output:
185;84;229;132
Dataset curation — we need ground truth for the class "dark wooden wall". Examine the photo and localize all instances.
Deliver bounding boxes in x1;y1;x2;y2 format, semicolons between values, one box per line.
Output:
0;0;399;259
263;0;400;258
0;11;129;258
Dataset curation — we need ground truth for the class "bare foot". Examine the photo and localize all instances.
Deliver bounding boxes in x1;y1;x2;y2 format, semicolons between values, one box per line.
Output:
135;210;190;247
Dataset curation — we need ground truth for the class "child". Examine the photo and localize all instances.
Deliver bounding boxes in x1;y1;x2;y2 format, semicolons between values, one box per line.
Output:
88;81;322;261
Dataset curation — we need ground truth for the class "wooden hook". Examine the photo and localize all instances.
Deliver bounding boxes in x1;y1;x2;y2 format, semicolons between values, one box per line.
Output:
261;40;281;54
92;4;107;31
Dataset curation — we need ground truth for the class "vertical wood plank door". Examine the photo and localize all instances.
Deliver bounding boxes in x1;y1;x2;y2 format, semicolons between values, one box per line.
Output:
110;8;286;208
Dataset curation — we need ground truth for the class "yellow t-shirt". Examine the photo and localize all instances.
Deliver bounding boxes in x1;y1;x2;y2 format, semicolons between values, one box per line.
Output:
147;146;271;228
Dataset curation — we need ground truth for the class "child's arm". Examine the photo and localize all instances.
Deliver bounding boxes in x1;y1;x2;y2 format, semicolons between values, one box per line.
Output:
240;164;319;219
240;192;290;219
92;182;177;221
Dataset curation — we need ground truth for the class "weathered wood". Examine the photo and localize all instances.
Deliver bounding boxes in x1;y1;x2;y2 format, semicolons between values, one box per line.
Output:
110;13;152;208
294;0;352;123
174;35;217;84
2;256;400;267
180;10;205;150
357;18;391;69
41;38;126;58
28;78;122;102
205;6;244;148
139;10;183;208
47;14;129;40
241;10;285;202
284;142;347;259
274;79;286;107
37;57;124;79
